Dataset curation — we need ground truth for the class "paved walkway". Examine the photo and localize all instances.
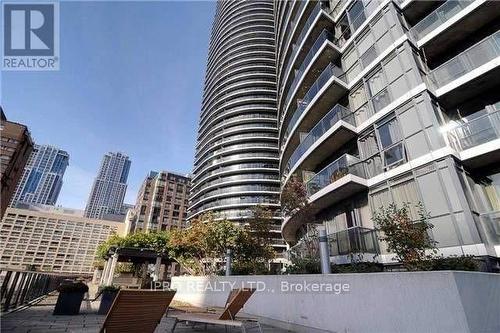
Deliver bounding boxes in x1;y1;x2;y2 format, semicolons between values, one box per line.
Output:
1;293;290;333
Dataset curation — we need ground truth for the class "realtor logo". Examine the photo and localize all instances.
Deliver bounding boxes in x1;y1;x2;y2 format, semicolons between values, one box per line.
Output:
3;2;59;70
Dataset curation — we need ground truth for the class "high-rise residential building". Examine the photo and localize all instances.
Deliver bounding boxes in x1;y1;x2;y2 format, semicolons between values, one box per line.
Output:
10;144;69;207
0;203;125;274
85;152;131;219
276;0;500;267
0;109;34;218
126;171;190;233
189;0;284;249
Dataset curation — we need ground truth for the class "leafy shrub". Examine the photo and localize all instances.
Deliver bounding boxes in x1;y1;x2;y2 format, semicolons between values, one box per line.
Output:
422;255;479;271
99;285;121;292
332;262;384;273
285;256;321;274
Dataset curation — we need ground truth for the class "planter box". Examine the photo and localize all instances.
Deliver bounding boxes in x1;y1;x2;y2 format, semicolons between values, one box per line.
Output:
98;290;119;315
53;291;85;315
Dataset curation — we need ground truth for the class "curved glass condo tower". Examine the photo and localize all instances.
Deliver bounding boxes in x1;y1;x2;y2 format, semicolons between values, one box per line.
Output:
189;0;282;247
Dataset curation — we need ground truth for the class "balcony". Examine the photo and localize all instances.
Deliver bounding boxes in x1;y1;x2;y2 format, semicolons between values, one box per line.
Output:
328;226;380;257
306;154;366;197
282;62;347;144
283;104;356;176
428;30;500;106
282;29;341;110
444;105;500;168
412;0;500;60
282;154;368;243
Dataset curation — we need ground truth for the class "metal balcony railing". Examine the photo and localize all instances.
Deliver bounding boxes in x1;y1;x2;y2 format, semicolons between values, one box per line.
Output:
282;1;324;82
283;29;337;108
286;104;354;173
428;31;500;88
1;270;79;312
410;0;474;41
283;62;346;142
445;106;500;151
306;153;365;196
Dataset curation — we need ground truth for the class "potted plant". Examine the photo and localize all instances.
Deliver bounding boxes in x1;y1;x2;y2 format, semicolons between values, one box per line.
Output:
53;280;89;315
98;285;121;315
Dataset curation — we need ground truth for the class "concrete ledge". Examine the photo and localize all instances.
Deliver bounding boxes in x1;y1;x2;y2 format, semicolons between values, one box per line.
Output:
171;271;500;333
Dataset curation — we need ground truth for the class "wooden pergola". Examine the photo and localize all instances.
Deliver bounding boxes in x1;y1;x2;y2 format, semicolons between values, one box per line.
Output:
99;246;172;286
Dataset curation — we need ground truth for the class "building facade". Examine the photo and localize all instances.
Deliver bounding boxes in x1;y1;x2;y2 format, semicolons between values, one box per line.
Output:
126;171;190;233
0;204;124;274
85;152;131;219
10;144;69;207
189;0;286;250
0;109;34;218
276;0;500;266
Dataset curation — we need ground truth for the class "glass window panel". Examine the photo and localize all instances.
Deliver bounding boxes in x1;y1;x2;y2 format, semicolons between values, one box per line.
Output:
377;117;402;149
391;180;420;218
372;88;391;112
389;75;411;100
417;172;450;216
357;30;375;56
371;189;390;210
384;143;405;167
367;70;386;96
349;85;368;110
359;131;379;157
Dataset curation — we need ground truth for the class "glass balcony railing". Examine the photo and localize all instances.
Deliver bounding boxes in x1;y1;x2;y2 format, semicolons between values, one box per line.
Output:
411;0;474;41
306;154;365;196
283;29;336;108
480;211;500;244
282;1;323;80
445;106;500;151
283;62;346;142
428;31;500;88
328;226;379;256
286;104;354;173
281;0;309;63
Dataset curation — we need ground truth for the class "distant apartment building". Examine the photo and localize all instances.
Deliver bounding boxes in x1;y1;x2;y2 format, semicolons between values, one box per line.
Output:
0;204;125;274
126;171;190;233
0;109;34;218
275;0;500;267
10;144;69;207
85;152;131;219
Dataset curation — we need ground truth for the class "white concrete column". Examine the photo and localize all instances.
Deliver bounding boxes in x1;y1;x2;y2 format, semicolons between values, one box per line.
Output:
105;253;119;286
153;256;162;282
100;259;110;285
92;268;100;284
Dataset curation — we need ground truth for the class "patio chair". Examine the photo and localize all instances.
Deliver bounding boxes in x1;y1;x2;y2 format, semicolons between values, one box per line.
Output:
171;288;261;333
99;289;176;333
169;288;239;313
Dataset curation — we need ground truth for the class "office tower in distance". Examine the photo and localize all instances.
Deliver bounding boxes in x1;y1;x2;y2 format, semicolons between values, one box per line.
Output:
85;152;131;219
10;144;69;207
0;109;34;218
189;0;285;251
276;0;500;267
126;171;190;233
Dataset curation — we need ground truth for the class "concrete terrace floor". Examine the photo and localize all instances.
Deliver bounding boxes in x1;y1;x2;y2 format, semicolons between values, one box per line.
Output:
1;293;291;333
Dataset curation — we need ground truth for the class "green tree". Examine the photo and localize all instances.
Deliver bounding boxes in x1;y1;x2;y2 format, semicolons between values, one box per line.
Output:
373;203;437;270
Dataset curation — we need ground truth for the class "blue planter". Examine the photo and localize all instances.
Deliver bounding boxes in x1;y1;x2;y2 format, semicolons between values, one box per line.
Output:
98;290;119;315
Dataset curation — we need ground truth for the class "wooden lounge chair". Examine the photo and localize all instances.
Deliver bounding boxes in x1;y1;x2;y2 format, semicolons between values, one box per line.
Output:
169;288;239;313
171;288;261;333
99;289;176;333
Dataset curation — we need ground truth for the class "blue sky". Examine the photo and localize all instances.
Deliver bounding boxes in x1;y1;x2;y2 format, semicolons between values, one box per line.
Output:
1;1;215;208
